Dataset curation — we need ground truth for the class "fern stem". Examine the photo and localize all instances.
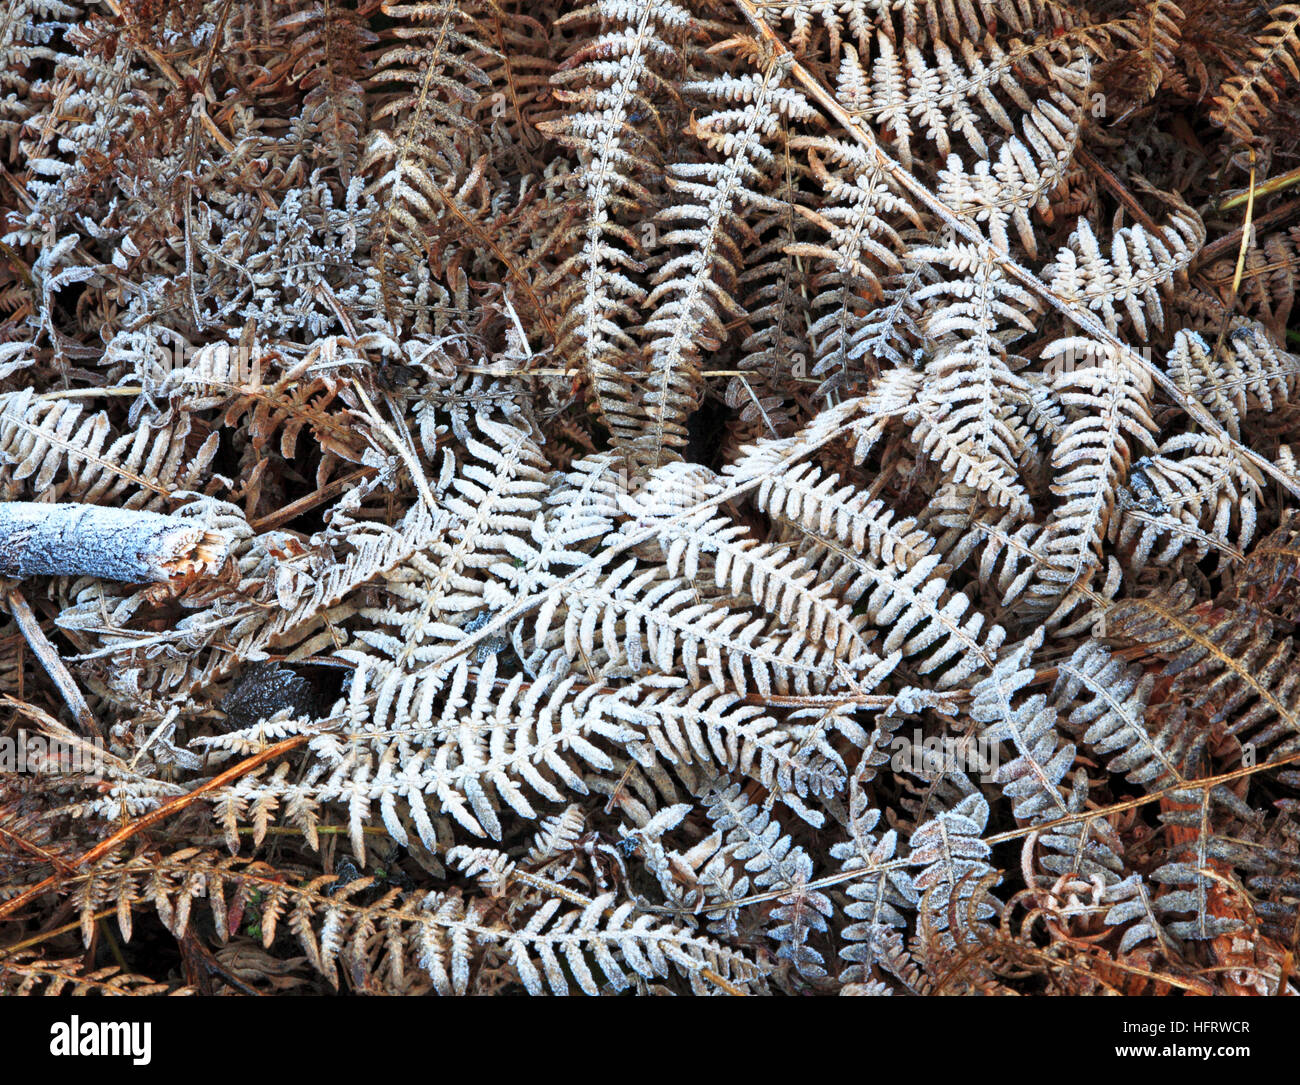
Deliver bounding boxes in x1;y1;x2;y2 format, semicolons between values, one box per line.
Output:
0;734;310;924
1219;163;1300;211
0;908;118;959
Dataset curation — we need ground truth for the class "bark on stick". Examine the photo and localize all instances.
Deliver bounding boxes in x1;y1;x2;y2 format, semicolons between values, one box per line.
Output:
0;502;228;582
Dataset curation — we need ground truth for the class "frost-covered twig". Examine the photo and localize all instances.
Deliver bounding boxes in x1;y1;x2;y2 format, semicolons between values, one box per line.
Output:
5;588;99;736
0;503;228;582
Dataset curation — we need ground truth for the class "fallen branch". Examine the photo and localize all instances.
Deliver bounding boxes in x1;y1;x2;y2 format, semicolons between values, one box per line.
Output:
0;503;228;582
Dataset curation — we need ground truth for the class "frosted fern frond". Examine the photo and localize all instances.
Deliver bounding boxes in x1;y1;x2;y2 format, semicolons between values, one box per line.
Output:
355;404;550;668
639;66;815;464
1114;431;1262;572
495;891;770;994
834;33;1087;172
783;137;919;392
538;0;695;447
322;652;641;844
702;781;833;978
971;633;1074;824
1053;640;1174;787
0;387;220;506
972;633;1128;891
833;720;919;981
907;793;996;946
602;670;899;822
626;463;874;662
1044;207;1203;340
1022;337;1157;620
907;239;1042;516
1167;324;1300;439
540;555;837;695
362;1;495;324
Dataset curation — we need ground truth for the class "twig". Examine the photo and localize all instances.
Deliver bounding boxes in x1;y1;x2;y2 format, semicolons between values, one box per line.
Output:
1195;195;1300;267
4;589;99;736
249;468;377;532
1230;151;1260;300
